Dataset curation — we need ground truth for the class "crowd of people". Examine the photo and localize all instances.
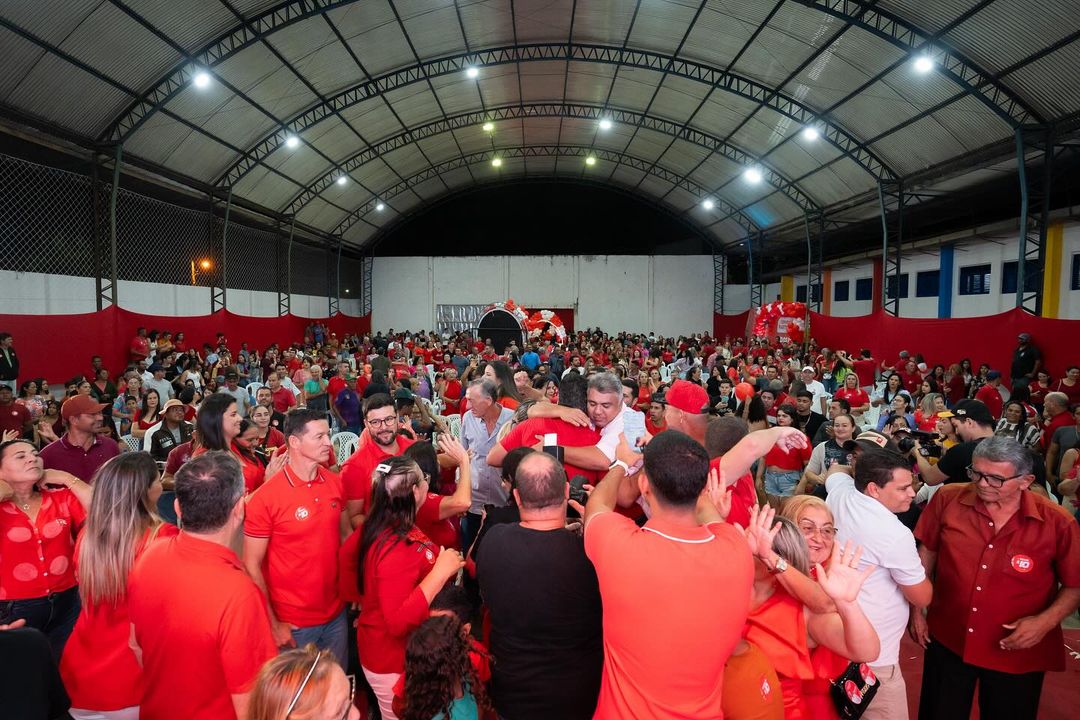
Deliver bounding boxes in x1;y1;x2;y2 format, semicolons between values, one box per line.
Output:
0;323;1078;720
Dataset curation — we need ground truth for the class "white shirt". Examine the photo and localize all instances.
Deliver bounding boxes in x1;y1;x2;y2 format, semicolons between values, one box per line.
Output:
804;379;829;413
825;472;925;666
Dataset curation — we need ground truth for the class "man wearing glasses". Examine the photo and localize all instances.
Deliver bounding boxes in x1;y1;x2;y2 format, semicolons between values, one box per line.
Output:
910;399;996;487
912;436;1080;719
341;393;414;528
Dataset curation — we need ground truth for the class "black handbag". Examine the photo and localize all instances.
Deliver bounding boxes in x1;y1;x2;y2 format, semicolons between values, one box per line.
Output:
830;661;879;720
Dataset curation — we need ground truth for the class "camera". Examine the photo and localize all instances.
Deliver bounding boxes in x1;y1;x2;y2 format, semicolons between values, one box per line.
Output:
568;475;590;506
894;429;942;458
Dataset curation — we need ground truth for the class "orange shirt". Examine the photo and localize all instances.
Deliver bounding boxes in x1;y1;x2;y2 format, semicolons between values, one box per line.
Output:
244;465;346;627
128;532;277;720
744;588;815;720
340;429;415;509
61;524;178;711
584;512;753;719
722;642;784;720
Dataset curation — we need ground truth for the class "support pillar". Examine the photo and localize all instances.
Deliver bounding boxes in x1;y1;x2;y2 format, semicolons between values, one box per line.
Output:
938;245;955;319
713;253;727;315
279;217;294;316
878;181;903;316
1015;125;1054;315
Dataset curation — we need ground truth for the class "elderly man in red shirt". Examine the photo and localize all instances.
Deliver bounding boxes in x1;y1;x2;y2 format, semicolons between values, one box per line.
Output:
912;436;1080;719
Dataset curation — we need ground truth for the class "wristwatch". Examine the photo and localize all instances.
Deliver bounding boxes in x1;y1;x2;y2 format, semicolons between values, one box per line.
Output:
609;459;630;473
767;555;789;575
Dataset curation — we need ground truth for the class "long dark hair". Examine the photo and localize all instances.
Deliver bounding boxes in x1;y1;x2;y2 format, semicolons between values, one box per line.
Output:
486;360;522;402
140;389;161;424
402;615;492;720
193;392;235;451
357;456;424;593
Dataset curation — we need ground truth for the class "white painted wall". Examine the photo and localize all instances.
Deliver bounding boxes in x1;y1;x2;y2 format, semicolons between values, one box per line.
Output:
0;270;361;318
372;255;716;335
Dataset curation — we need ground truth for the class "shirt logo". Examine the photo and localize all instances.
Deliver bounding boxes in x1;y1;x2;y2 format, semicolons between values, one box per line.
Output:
760;676;772;699
330;500;339;510
424;548;434;562
294;506;310;521
1011;554;1034;573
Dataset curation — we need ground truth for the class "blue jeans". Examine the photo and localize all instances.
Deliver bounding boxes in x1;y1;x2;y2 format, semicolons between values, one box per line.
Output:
0;585;81;662
764;469;801;497
290;609;348;668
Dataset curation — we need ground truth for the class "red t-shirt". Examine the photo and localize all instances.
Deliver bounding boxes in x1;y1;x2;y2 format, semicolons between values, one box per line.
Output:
415;492;460;550
130;336;150;361
1042;409;1075;452
974;384;1004;421
356;527;439;673
1054;379;1080;406
645;417;667;437
0;487;86;599
500;417;601;483
327;376;348;403
127;533;277;720
0;401;30;436
584;512;752;719
271;386;297;415
244;466;346;626
61;524;179;710
834;387;869;410
340;430;415;511
762;443;813;472
852;359;876;386
897;371;923;395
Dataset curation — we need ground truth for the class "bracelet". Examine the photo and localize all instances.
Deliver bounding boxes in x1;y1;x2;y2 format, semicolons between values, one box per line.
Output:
609;459;630;473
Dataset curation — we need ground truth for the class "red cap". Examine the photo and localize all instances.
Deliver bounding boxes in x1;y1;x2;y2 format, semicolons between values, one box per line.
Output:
61;395;107;421
665;380;710;415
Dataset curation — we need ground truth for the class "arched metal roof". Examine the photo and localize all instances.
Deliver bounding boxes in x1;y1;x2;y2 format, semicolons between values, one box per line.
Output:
1;0;1077;251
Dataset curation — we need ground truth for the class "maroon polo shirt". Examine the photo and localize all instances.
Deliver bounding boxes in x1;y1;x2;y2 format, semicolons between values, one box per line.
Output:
39;434;120;484
0;401;30;437
914;483;1080;674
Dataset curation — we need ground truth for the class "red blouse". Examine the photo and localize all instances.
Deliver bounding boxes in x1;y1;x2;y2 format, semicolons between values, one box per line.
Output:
0;488;86;600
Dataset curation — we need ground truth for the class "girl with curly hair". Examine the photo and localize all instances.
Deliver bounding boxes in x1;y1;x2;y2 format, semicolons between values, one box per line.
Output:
403;615;491;720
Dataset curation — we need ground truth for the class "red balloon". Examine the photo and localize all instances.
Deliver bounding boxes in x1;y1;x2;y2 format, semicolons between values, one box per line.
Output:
735;382;755;401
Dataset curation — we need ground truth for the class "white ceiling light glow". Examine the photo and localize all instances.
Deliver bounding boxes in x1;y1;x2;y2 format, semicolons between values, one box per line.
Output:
336;176;347;186
192;71;211;89
482;122;494;132
743;167;763;184
801;126;820;141
913;55;935;74
375;202;385;211
466;66;479;79
585;155;596;166
284;135;300;149
491;157;503;167
702;199;715;210
598;118;613;131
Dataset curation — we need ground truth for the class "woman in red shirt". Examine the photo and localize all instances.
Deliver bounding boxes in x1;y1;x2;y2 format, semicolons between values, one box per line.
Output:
248;404;286;456
833;373;870;421
482;360;522;410
756;404;813;502
61;452;177;719
190;393;285;494
356;456;466;720
743;508;880;720
0;439;92;659
131;389;162;440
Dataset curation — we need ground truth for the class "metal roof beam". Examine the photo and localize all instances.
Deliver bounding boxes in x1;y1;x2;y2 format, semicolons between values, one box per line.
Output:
281;102;820;217
791;0;1040;126
331;144;760;240
215;42;898;187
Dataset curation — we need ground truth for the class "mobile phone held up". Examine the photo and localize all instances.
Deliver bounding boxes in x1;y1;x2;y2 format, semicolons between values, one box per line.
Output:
542;433;564;463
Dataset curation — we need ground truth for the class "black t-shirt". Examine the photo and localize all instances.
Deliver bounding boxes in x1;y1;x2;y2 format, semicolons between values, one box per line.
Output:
476;523;603;720
798;411;825;441
936;439;981;484
0;627;70;719
1010;345;1040;379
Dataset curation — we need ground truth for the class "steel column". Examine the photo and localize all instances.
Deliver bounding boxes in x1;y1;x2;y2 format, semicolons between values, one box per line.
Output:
1015;125;1054;315
279;217;294;316
361;253;373;317
804;211;825;312
212;187;232;313
328;239;341;316
878;180;904;316
748;233;765;309
104;144;121;309
713;253;727;315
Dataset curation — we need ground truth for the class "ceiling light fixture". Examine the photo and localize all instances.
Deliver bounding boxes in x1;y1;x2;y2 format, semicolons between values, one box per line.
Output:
598;118;613;131
192;71;211;89
585;155;596;166
375;202;385;211
466;66;479;79
702;199;715;210
913;55;934;74
491;157;503;168
482;121;494;132
336;176;347;186
801;126;820;141
284;135;300;149
743;167;763;184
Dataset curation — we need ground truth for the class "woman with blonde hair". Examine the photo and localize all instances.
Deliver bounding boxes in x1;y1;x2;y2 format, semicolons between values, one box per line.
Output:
60;452;175;720
247;643;359;720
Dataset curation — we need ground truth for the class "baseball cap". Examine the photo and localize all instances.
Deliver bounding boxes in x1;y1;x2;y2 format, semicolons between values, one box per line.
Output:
936;399;994;425
801;366;815;373
841;430;895;453
393;387;414;400
650;389;667;405
62;395;107;420
225;370;239;379
148;363;164;373
665;380;709;414
1018;332;1031;341
986;370;1001;380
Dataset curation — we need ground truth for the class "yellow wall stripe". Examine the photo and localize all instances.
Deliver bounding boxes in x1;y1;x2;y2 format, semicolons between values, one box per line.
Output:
780;275;794;303
1042;222;1063;318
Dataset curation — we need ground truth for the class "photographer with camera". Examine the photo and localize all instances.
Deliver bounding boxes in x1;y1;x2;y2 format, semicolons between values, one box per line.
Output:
908;399;995;487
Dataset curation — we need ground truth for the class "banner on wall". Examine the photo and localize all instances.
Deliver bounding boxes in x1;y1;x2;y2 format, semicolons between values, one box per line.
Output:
0;306;371;384
750;302;808;344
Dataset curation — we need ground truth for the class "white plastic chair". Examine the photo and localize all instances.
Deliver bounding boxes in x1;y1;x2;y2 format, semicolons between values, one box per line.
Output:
246;381;264;400
332;431;359;465
659;365;672;383
120;435;143;453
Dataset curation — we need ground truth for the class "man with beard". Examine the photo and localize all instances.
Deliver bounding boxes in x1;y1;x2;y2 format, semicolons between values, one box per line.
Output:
340;394;414;528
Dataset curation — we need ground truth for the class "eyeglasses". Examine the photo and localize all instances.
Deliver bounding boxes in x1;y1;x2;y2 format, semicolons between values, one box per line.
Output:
339;674;356;720
797;521;837;539
965;465;1025;488
285;650;322;717
366;415;397;427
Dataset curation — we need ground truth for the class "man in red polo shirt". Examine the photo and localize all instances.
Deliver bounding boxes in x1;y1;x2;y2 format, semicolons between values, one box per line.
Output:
244;408;348;665
341;393;414;528
913;436;1080;719
974;370;1006;420
129;326;151;363
267;371;296;415
0;383;31;438
1040;391;1073;453
583;431;752;720
128;451;276;720
39;395;119;483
